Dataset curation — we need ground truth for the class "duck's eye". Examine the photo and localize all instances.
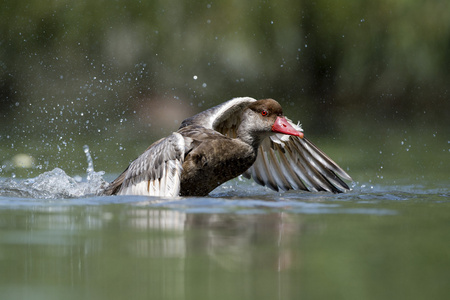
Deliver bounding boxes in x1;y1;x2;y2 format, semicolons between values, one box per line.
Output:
261;110;268;116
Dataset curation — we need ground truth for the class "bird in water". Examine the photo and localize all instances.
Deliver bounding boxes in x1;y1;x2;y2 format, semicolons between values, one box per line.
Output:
103;97;352;197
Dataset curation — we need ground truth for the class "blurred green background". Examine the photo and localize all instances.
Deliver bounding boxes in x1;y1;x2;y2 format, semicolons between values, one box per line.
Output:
0;0;448;182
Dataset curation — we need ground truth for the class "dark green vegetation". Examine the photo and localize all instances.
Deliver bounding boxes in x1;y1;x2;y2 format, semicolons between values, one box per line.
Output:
0;0;448;179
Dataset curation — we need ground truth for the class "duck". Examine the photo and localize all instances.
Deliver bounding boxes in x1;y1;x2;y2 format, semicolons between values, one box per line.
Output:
103;97;352;197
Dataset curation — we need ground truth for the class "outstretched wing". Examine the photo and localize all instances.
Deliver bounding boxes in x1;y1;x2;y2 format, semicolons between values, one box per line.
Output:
103;132;185;197
180;97;257;131
243;121;352;193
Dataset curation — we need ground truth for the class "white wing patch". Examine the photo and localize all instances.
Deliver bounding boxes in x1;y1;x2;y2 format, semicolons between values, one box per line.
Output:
181;97;257;131
117;132;185;197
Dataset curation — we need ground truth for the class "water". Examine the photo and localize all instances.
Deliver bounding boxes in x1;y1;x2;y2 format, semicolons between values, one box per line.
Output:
0;158;449;300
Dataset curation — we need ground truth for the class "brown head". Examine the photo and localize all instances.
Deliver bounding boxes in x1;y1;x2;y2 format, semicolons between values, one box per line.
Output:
246;99;303;137
237;98;303;148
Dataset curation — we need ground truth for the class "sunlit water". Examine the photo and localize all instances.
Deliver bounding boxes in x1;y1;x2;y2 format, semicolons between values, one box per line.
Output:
0;147;449;300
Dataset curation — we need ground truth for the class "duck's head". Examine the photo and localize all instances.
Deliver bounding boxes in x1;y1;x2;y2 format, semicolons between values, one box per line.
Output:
238;99;303;147
247;98;303;136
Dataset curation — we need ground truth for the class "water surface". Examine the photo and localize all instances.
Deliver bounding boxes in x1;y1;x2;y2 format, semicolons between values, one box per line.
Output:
0;171;448;300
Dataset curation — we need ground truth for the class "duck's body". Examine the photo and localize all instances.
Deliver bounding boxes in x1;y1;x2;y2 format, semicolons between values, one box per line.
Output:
179;126;255;196
103;97;352;197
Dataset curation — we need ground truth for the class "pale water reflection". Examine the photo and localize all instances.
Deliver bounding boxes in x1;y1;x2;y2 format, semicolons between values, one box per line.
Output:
0;203;305;300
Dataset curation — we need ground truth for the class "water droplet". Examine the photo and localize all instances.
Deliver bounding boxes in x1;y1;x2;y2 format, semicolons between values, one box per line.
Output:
193;75;198;80
83;145;94;175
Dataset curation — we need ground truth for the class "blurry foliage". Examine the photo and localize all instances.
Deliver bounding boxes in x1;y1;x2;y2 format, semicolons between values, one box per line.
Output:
0;0;449;175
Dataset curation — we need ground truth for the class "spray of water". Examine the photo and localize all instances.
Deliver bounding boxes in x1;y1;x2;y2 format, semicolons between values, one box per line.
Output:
0;145;107;199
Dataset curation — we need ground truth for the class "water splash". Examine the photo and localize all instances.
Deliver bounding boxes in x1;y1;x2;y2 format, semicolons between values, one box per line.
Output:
84;145;94;175
0;145;107;199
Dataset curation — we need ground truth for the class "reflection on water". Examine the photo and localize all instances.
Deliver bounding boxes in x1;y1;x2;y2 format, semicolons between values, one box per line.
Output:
0;204;304;300
127;209;186;258
0;180;449;300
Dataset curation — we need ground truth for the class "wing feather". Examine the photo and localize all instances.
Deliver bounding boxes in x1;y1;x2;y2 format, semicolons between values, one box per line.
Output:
286;138;336;192
291;138;350;190
274;143;308;190
297;137;353;181
180;97;256;133
244;121;352;193
103;132;185;197
266;146;292;191
253;148;279;191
